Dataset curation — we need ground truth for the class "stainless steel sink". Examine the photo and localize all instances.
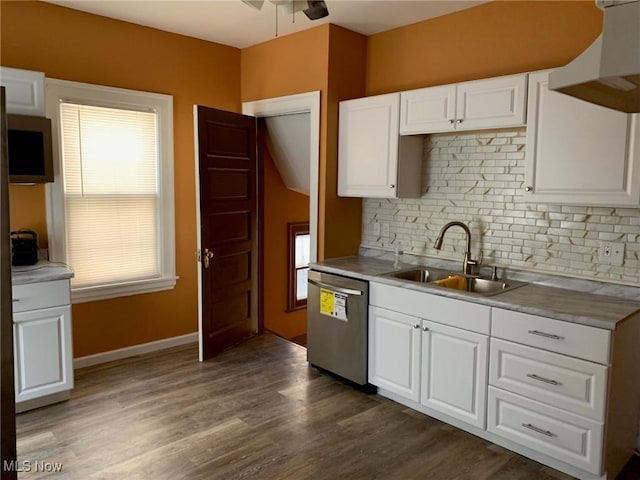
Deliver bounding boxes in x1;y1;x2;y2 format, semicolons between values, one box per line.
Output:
387;268;526;296
389;268;451;283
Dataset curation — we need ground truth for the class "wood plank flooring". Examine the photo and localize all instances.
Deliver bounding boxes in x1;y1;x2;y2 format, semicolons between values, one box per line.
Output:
14;334;638;479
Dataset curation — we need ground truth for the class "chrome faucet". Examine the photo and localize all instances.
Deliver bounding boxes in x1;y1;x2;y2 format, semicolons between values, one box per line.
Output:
433;221;482;275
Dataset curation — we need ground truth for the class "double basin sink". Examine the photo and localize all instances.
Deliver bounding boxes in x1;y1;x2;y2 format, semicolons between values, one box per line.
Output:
386;267;526;296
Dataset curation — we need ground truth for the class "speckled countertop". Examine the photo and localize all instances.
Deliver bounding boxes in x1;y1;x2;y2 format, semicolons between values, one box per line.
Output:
11;261;73;286
310;256;640;330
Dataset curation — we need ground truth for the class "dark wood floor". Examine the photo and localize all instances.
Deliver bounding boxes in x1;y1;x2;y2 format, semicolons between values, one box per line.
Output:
15;334;639;479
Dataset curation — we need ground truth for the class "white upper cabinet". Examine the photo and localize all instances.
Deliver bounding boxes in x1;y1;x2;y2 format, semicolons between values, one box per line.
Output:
400;85;457;134
0;66;45;116
524;70;640;206
338;93;422;198
400;74;527;135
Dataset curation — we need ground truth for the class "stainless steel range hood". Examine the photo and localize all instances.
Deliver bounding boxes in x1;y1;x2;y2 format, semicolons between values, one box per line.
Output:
549;0;640;113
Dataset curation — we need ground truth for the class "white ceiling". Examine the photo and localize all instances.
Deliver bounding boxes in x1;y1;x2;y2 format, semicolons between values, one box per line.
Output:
45;0;488;49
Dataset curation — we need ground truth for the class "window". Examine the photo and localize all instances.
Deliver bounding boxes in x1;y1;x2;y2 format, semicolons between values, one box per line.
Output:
287;222;310;311
46;79;175;303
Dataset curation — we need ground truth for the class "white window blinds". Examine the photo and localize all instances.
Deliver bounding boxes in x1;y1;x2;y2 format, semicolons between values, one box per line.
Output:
60;102;160;288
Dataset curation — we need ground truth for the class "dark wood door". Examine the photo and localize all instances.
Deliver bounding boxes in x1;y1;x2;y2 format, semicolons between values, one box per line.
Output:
196;106;257;360
0;88;17;477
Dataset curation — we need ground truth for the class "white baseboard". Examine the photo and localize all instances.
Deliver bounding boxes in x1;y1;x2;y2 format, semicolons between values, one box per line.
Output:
73;332;198;369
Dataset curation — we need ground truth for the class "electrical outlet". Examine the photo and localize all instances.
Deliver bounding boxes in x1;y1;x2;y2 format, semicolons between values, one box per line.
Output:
382;223;390;237
610;242;625;266
372;222;380;236
599;242;625;266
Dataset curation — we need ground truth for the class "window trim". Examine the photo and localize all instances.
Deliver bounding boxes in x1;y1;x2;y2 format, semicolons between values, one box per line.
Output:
287;222;309;312
45;78;176;304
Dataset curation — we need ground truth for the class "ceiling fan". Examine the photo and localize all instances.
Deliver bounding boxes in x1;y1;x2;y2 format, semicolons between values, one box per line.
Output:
241;0;329;20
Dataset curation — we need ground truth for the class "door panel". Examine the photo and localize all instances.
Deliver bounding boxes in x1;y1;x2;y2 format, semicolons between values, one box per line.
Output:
368;305;421;402
421;319;488;428
196;106;257;360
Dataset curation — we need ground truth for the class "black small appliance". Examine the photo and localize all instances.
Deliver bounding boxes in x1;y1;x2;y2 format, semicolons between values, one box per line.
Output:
10;230;38;266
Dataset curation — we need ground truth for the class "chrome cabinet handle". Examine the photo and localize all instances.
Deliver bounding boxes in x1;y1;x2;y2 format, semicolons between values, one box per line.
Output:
389;184;395;189
422;326;429;331
413;324;420;329
528;330;563;340
527;373;561;386
524;186;533;192
12;298;20;302
448;119;455;124
522;423;555;437
456;119;463;124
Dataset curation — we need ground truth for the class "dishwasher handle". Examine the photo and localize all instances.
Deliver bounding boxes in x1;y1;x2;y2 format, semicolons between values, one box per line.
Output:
308;279;363;296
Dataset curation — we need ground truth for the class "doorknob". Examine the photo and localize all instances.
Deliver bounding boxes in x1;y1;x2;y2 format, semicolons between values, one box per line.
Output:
203;248;214;268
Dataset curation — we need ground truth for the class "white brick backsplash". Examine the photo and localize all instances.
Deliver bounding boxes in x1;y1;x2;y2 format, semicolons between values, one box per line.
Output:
361;128;640;286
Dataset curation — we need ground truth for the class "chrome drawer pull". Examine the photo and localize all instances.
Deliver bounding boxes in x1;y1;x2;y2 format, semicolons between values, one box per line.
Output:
526;373;560;386
527;330;563;340
12;298;20;302
522;423;555;437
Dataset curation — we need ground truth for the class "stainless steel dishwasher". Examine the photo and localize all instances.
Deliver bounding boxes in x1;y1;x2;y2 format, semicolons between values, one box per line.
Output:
307;270;368;385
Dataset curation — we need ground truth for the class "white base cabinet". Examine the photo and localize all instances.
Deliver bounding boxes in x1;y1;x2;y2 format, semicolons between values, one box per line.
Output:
368;281;640;480
368;283;489;430
421;319;487;429
14;305;73;403
12;278;74;410
368;305;420;402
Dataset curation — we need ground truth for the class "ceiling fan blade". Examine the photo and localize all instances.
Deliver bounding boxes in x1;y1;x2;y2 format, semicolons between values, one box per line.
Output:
241;0;265;11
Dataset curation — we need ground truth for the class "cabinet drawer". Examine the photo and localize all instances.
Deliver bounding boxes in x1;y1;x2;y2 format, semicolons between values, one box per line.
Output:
491;308;611;364
370;282;491;334
12;280;71;313
489;338;608;421
488;387;604;475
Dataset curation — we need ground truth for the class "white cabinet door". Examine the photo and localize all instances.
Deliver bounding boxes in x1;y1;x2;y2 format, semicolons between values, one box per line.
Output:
338;93;422;198
456;74;527;131
0;66;45;116
368;305;421;402
398;74;527;135
420;319;488;428
400;85;456;135
524;70;640;206
13;305;74;403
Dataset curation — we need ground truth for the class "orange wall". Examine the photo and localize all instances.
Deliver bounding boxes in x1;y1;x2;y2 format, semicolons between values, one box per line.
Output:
8;185;47;248
241;25;366;338
1;1;241;357
366;1;603;95
262;141;309;339
324;25;367;259
242;26;329;338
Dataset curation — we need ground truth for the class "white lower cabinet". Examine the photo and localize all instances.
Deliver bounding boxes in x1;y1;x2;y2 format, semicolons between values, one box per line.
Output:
368;305;421;402
488;387;604;475
13;305;73;403
421;320;487;428
368;284;489;430
368;281;640;480
12;278;74;411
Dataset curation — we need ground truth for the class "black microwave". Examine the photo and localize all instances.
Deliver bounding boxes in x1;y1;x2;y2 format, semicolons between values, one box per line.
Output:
7;114;53;183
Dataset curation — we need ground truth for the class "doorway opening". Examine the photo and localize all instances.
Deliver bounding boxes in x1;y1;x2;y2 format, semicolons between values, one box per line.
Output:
243;92;320;345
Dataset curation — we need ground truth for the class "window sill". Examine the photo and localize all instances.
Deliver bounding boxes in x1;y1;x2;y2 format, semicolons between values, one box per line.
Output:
71;276;178;304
